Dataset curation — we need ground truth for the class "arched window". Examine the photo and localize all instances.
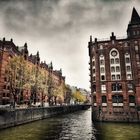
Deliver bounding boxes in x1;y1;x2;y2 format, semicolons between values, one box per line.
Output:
116;66;120;72
112;75;115;80
111;67;115;72
115;58;119;64
129;95;135;103
102;96;107;103
127;74;132;80
100;60;104;65
126;66;131;72
125;58;130;63
101;75;105;80
116;74;121;80
100;67;105;73
110;59;114;64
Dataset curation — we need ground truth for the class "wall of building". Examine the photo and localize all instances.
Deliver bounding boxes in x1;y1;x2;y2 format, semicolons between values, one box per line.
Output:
88;8;140;122
0;38;66;106
0;104;90;130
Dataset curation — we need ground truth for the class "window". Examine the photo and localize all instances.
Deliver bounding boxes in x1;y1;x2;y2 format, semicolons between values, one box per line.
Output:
93;96;96;102
101;75;105;80
93;76;96;81
127;83;133;91
129;95;135;103
112;75;115;80
102;96;107;103
133;31;136;35
93;84;96;92
93;69;95;73
111;67;115;72
100;60;104;65
112;83;122;91
112;95;123;103
101;84;106;93
116;75;121;80
136;54;139;60
110;59;114;64
126;66;131;72
127;74;132;80
115;58;119;64
93;61;95;66
100;67;105;73
125;58;130;63
99;45;103;50
116;66;120;72
135;46;138;51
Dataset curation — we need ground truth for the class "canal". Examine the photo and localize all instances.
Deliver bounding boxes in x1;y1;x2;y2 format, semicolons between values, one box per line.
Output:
0;108;139;140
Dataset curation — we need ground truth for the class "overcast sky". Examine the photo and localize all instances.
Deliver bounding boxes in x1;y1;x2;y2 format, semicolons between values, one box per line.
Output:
0;0;140;90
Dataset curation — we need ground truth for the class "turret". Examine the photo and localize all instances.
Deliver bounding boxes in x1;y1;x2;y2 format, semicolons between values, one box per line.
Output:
36;51;40;64
127;7;140;38
24;43;28;60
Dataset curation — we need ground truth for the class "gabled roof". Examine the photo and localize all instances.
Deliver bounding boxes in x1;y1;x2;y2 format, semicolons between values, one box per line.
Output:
130;7;140;24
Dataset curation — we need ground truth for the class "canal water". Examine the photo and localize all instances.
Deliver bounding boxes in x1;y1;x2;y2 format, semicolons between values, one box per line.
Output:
0;108;140;140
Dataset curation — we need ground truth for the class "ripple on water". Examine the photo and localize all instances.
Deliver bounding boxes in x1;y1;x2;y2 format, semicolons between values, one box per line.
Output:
0;109;139;140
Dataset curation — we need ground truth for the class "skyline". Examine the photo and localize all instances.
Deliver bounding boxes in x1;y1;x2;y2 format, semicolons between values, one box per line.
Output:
0;0;140;90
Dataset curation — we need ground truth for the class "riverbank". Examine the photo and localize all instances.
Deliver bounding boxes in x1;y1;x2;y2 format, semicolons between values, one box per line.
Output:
0;104;90;130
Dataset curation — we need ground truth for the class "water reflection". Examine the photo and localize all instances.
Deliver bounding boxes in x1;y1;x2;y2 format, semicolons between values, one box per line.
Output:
0;108;139;140
95;122;140;140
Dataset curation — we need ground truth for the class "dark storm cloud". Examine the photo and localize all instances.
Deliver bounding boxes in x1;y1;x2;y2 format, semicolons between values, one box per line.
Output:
0;0;140;89
0;0;133;36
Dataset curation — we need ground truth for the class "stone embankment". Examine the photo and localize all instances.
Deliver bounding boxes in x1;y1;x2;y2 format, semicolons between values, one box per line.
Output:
0;104;90;129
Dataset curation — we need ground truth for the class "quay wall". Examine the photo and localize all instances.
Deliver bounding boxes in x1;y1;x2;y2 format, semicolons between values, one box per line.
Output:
0;104;90;129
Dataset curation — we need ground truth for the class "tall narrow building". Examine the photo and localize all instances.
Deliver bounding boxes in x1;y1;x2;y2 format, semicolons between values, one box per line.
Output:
88;8;140;122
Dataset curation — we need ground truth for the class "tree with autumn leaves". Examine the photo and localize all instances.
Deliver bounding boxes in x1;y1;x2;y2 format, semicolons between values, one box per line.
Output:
72;89;87;104
6;55;66;107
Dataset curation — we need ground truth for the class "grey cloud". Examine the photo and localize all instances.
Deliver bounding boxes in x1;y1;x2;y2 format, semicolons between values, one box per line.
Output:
0;0;140;89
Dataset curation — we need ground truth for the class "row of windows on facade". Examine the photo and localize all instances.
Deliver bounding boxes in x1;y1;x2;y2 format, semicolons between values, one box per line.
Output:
133;30;140;36
93;83;133;93
93;95;135;103
97;57;130;66
92;55;131;66
93;73;132;81
98;65;131;73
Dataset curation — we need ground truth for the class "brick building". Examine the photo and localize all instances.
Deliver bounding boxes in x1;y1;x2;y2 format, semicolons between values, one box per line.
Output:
0;38;65;106
88;8;140;122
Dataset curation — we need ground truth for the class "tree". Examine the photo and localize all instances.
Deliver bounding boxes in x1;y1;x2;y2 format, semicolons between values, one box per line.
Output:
72;90;86;104
64;85;72;104
6;55;30;107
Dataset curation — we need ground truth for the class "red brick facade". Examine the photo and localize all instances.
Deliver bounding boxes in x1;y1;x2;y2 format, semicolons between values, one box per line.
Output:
0;38;65;106
88;8;140;122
